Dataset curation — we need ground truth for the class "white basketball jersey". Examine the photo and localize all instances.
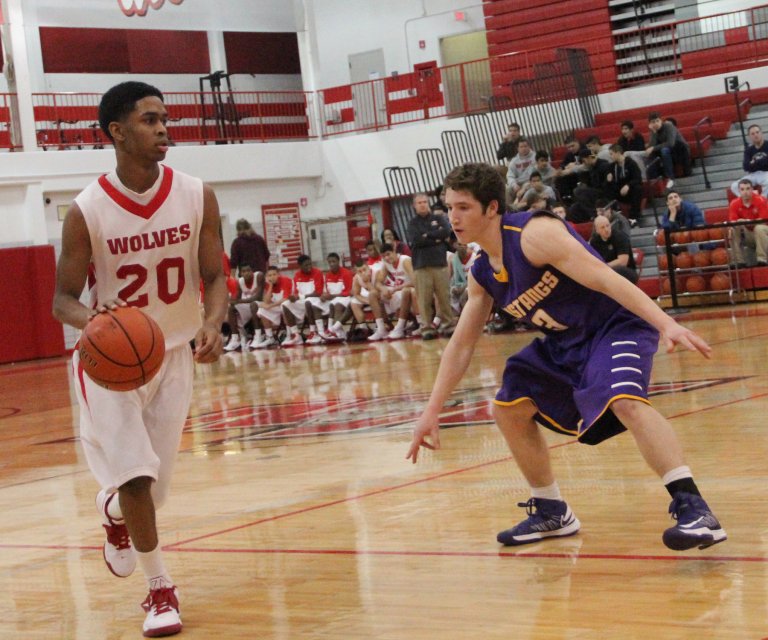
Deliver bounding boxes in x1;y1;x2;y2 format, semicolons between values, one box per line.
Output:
238;274;261;297
76;165;203;349
384;255;411;287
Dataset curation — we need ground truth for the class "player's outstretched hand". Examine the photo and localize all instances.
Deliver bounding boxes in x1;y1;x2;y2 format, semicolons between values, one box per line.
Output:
194;323;223;363
662;323;712;358
406;413;441;464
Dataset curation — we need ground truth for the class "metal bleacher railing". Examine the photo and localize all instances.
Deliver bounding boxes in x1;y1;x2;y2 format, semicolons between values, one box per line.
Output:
0;3;766;151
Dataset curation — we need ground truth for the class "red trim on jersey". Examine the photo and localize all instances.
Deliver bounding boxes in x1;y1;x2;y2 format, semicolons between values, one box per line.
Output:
97;166;174;220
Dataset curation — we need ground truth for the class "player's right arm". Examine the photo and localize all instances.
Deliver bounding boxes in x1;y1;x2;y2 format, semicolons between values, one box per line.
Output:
406;274;494;463
53;204;124;330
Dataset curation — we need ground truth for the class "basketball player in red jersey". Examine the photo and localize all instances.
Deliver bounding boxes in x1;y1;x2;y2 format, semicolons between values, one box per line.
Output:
53;82;228;637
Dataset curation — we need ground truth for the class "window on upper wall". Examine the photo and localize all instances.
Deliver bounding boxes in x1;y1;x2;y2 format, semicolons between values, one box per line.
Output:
39;27;210;74
223;32;301;74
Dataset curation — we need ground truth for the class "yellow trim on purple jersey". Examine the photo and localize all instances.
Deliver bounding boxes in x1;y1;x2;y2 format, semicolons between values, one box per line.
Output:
492;265;509;282
502;225;522;232
493;396;579;436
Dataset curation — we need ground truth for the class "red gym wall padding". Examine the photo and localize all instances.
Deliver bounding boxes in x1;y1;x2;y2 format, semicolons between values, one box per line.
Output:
223;32;301;74
0;246;65;364
39;27;209;74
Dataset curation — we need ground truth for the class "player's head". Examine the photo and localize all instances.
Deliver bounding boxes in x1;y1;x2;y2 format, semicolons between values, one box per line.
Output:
266;266;279;283
355;261;371;279
239;264;254;279
444;163;505;215
380;243;397;264
297;254;313;273
365;240;379;258
326;252;340;271
99;81;164;141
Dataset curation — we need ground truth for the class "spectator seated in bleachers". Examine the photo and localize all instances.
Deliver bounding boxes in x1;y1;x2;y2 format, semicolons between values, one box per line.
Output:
729;179;768;267
350;260;388;341
661;190;705;231
605;144;643;225
304;252;354;344
506;137;537;203
280;254;324;347
730;123;768;197
590;214;639;284
496;122;522;163
568;148;610;223
554;136;584;205
223;264;264;352
252;266;293;349
533;150;557;187
645;111;691;189
617;120;645;152
512;171;557;211
586;135;612;162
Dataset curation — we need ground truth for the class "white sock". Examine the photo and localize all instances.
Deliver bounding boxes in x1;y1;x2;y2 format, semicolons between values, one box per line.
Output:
662;465;692;485
315;319;324;333
107;492;123;521
252;329;263;342
137;546;173;589
375;318;386;332
530;481;562;501
416;314;423;325
290;326;299;336
395;318;406;330
332;320;343;333
265;328;274;337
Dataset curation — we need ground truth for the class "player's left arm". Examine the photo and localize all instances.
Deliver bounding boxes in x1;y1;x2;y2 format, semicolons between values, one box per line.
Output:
521;216;711;358
195;184;228;363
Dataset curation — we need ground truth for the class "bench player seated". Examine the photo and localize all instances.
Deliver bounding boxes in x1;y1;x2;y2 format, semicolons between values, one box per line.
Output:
304;252;354;344
350;259;388;340
252;265;293;349
280;254;324;347
223;264;264;351
375;243;417;340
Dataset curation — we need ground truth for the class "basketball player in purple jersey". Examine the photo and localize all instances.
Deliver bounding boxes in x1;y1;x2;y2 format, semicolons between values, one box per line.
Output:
407;163;726;551
53;82;228;636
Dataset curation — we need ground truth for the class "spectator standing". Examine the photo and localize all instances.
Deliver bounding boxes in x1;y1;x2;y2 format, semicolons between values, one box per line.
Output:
730;124;768;197
497;122;522;163
230;218;270;275
728;179;768;266
406;192;456;340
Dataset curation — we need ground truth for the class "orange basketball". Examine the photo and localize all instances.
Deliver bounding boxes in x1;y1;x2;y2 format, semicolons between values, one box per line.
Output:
711;247;729;265
691;228;709;242
692;250;711;267
709;272;731;291
673;230;691;245
675;252;693;269
661;276;683;295
709;226;726;241
655;229;668;246
685;275;706;293
657;253;669;270
79;306;165;391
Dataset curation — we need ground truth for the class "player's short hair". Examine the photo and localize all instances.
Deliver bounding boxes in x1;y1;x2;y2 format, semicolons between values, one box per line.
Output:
99;81;164;141
297;254;312;266
238;263;252;271
327;252;340;261
354;259;366;268
444;163;506;214
380;243;394;254
267;265;279;273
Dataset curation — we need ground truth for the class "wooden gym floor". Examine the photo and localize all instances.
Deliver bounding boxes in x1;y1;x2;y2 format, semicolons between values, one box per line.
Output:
1;303;767;639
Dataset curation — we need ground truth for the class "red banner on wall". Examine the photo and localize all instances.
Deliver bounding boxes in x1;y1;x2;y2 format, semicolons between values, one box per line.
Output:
262;203;302;270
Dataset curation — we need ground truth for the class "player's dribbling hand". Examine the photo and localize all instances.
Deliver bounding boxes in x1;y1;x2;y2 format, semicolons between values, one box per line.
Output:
194;323;223;363
94;298;128;314
662;324;712;358
406;414;441;463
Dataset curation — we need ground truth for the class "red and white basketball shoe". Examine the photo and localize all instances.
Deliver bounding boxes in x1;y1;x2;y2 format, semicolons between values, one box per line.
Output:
142;586;182;637
96;489;136;578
